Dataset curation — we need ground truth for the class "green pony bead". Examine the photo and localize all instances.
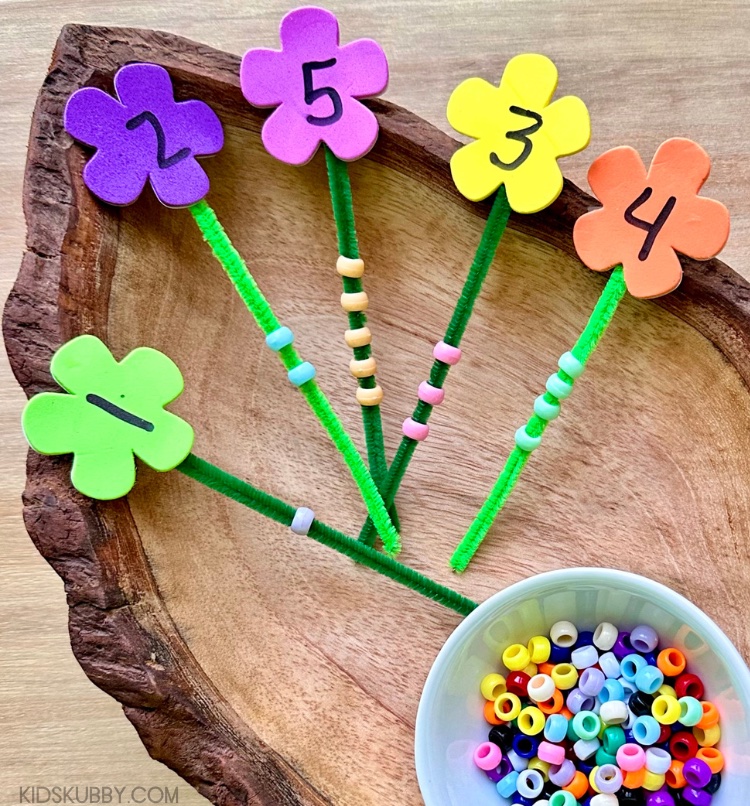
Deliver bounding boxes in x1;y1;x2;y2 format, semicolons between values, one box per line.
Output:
533;394;561;421
515;426;542;452
602;725;627;755
572;710;601;741
558;350;585;379
595;747;619;767
678;695;703;727
546;373;573;400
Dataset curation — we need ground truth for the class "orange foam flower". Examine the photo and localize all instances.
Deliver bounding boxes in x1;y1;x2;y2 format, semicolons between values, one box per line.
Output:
573;138;730;299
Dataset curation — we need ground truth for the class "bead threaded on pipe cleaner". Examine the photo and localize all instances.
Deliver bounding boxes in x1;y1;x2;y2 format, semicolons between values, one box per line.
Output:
325;146;397;532
357;186;512;545
450;266;627;572
188;199;401;555
177;454;476;616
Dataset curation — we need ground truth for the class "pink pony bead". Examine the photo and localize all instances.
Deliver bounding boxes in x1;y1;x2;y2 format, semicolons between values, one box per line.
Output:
616;743;646;772
474;741;503;771
418;381;445;406
402;417;429;441
433;340;462;365
537;741;566;766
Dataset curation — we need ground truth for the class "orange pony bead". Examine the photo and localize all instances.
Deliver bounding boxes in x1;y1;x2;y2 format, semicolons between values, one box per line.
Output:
657;648;687;677
539;662;556;676
697;747;725;774
564;771;588;800
484;700;503;725
538;689;564;715
696;701;720;729
665;760;686;789
623;768;646;789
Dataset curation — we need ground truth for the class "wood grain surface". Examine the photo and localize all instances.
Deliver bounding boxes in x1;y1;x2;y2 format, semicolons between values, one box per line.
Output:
1;1;749;803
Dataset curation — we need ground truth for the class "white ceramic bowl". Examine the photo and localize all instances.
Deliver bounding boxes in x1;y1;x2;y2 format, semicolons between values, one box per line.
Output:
415;568;750;805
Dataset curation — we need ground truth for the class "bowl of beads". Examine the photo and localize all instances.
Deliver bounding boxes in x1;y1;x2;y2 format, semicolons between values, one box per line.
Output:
415;568;750;806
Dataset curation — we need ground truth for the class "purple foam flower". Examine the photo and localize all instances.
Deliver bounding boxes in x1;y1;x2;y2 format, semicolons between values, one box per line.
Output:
241;6;389;165
64;63;224;207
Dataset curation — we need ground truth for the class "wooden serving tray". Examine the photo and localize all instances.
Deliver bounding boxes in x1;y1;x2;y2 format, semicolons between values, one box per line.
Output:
6;24;750;806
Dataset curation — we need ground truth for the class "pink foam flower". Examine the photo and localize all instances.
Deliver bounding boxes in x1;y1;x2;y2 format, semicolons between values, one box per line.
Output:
241;6;389;165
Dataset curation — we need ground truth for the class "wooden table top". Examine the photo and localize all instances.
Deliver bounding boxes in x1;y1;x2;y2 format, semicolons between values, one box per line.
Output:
1;0;747;800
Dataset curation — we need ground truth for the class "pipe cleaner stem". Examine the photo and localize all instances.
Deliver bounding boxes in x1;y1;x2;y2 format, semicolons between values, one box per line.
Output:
177;453;476;616
324;147;398;530
188;199;400;555
357;187;512;545
450;266;628;572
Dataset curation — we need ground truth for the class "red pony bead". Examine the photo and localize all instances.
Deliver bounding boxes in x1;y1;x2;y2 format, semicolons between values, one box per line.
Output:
506;671;531;697
675;673;705;701
658;724;673;745
670;730;700;761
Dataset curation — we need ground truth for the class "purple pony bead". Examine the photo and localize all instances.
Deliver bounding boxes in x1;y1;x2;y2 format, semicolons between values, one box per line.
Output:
240;6;389;165
64;63;224;207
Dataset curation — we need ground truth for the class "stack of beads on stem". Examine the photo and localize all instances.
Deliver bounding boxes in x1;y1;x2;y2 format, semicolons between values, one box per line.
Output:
474;621;723;805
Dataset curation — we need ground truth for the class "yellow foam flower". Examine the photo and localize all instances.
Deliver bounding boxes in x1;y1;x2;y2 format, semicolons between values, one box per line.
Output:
447;54;591;213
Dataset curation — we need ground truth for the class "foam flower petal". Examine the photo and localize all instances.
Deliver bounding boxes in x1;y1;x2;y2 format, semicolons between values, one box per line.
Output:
82;148;150;206
51;334;120;395
586;146;648;209
541;95;592;157
572;208;624;272
279;5;339;54
338;38;389;98
648;138;712;196
667;196;730;260
239;48;286;107
450;138;505;202
623;240;683;300
446;77;502;140
71;446;136;501
320;99;380;162
64;87;128;146
505;152;564;214
499;54;558;110
148;155;211;207
22;393;88;455
261;103;323;166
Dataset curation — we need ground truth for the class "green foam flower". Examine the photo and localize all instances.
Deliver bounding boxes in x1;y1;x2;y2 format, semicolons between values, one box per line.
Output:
22;335;194;500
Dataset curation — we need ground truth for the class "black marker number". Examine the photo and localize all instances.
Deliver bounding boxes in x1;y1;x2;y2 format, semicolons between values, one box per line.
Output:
86;394;155;432
302;59;343;126
489;106;543;171
624;187;677;261
126;111;191;169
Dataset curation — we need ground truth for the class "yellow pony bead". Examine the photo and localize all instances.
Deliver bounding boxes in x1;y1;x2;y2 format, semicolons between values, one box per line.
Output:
588;766;601;794
523;662;539;678
446;54;591;213
494;692;522;722
694;724;721;747
517;705;546;736
480;673;507;701
652;694;682;725
551;663;579;691
658;684;677;699
642;771;666;791
527;757;551;781
503;643;531;671
528;635;552;664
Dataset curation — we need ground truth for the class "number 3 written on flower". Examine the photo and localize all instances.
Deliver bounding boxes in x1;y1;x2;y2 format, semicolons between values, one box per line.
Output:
490;106;543;172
